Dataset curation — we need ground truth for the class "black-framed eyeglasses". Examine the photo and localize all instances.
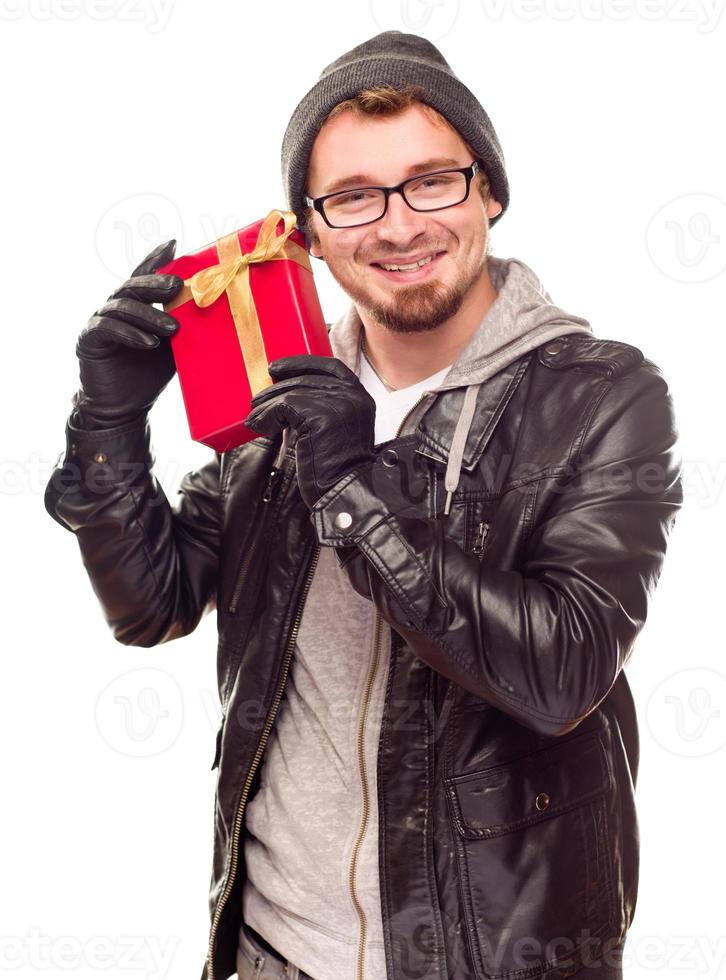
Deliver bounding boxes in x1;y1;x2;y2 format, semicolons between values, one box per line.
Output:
304;159;481;229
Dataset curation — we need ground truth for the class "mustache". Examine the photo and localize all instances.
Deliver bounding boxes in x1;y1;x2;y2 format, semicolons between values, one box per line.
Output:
361;246;448;262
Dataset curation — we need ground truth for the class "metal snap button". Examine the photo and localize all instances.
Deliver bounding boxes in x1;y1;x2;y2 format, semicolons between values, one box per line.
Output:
93;452;108;464
535;792;550;811
544;340;565;356
334;511;353;530
70;444;77;456
381;449;399;467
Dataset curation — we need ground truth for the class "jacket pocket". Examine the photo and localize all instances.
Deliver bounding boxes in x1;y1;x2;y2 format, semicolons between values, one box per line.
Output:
445;730;616;979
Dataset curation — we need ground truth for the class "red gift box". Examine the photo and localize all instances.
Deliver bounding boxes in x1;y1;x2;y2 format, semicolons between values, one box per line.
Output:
156;209;331;453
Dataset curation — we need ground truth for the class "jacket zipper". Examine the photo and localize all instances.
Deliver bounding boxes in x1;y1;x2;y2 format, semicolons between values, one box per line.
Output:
206;539;321;980
394;391;432;444
472;520;490;557
349;611;385;980
227;462;283;614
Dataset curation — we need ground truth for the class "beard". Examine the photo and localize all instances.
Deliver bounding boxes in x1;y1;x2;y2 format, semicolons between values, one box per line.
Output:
366;273;472;333
325;236;490;335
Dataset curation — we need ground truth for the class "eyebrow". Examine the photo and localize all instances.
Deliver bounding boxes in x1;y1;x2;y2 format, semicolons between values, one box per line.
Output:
319;157;463;196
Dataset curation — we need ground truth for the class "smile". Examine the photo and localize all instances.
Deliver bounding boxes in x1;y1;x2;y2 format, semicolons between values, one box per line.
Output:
371;251;446;281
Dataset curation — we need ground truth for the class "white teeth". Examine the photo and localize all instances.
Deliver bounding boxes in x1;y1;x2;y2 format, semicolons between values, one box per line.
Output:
380;253;436;272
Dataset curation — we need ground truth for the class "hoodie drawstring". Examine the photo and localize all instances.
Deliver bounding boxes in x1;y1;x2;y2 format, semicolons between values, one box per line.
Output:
443;383;481;516
274;426;290;469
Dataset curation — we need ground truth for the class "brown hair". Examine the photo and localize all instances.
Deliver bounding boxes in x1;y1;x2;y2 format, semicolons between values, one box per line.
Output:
300;84;492;245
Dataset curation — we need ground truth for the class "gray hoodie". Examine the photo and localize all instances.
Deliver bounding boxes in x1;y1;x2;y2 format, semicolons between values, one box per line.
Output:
240;254;594;980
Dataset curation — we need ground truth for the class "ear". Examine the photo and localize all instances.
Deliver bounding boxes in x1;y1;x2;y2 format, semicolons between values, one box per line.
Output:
487;197;503;220
309;240;325;261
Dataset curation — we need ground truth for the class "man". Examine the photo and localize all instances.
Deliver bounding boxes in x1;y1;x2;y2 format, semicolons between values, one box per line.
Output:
45;30;682;980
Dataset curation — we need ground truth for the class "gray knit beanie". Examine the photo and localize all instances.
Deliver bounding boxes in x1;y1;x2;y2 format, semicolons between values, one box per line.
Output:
281;30;509;245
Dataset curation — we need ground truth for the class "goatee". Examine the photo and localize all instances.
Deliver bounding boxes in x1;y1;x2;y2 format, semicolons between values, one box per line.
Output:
365;279;467;334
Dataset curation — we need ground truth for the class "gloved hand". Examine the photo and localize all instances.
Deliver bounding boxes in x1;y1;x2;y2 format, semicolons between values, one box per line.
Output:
72;240;185;430
242;355;376;510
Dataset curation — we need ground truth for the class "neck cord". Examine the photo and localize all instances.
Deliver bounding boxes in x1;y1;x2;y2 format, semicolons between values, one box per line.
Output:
360;331;399;392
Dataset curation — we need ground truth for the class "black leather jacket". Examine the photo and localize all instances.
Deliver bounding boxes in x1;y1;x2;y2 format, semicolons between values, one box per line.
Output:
45;333;682;980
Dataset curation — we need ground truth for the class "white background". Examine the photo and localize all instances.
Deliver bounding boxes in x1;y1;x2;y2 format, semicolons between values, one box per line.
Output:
2;1;724;978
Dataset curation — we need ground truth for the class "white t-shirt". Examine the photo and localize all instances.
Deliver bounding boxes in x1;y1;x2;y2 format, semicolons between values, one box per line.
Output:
358;347;453;444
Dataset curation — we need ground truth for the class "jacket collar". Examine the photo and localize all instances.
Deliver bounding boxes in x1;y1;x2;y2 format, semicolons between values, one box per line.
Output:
413;355;531;470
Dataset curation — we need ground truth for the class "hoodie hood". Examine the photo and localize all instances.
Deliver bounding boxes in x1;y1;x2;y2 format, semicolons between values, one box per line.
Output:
324;254;594;515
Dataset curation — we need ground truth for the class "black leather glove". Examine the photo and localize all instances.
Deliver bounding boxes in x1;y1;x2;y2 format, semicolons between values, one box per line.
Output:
242;355;376;510
72;240;185;430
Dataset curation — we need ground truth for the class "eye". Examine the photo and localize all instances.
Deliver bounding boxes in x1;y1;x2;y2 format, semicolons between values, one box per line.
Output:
334;190;376;205
421;176;449;187
409;173;458;191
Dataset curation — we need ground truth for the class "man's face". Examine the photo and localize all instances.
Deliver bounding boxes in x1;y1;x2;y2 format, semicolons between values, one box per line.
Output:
305;104;502;335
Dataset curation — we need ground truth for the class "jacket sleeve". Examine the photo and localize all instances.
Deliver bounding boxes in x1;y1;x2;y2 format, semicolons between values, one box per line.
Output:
44;411;221;647
310;363;684;737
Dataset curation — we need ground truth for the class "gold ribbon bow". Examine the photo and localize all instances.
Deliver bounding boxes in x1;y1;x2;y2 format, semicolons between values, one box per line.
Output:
166;209;312;396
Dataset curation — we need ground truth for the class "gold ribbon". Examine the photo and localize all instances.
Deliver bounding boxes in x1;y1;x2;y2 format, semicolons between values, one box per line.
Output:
165;209;312;396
